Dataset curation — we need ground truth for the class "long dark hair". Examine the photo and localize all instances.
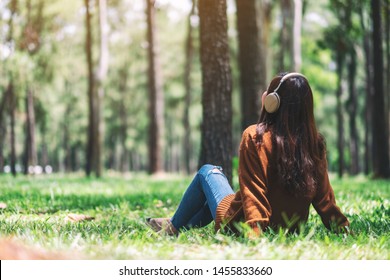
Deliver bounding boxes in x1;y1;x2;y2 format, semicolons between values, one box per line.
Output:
256;73;326;196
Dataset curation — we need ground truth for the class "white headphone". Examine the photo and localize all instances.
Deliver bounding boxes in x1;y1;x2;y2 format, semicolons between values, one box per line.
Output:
264;72;307;113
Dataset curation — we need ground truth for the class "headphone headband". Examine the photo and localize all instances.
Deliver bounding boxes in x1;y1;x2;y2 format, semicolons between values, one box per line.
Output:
264;72;306;113
272;72;306;93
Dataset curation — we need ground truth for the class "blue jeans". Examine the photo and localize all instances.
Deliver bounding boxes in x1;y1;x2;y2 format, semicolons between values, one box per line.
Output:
170;164;235;230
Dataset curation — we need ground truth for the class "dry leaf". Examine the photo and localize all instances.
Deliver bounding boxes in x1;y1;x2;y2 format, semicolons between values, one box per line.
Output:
0;202;7;209
65;214;94;222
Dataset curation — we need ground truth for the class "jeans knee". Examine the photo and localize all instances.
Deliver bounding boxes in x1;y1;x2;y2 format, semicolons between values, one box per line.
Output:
198;164;222;177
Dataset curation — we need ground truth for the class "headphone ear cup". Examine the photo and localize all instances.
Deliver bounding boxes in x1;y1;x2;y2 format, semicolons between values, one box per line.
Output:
264;92;280;113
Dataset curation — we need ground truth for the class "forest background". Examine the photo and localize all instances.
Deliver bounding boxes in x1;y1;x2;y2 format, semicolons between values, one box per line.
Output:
0;0;389;182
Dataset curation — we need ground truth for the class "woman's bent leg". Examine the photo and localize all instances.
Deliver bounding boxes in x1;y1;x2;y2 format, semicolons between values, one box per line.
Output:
171;164;234;230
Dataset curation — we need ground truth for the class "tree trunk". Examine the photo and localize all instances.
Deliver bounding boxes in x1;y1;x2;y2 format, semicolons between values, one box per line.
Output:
278;0;294;71
85;0;95;177
336;52;345;178
9;85;17;177
236;0;265;130
371;0;390;178
146;0;165;174
183;0;196;175
118;67;129;173
23;88;37;174
0;84;10;174
198;0;233;183
1;0;17;176
347;50;360;174
359;3;373;175
292;0;302;72
385;0;390;163
0;119;5;173
257;0;273;81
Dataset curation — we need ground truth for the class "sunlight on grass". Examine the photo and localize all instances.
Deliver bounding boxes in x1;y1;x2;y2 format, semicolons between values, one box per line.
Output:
0;173;389;260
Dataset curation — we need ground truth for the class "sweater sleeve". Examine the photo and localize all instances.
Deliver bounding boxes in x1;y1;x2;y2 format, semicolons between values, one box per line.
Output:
312;157;350;232
238;128;272;235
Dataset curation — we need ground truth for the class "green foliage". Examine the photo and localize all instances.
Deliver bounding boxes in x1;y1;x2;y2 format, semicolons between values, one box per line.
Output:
0;174;388;259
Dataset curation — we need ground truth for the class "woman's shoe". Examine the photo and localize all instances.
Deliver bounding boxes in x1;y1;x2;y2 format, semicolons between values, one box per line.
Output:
146;218;178;236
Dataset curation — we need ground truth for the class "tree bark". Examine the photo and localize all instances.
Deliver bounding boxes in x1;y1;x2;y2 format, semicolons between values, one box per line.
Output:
359;3;373;175
292;0;302;72
118;66;129;173
93;0;109;177
198;0;233;183
183;0;196;174
385;0;390;163
336;52;345;178
257;0;273;81
146;0;165;174
347;50;360;174
23;88;37;174
278;0;294;71
236;0;265;130
371;0;390;178
9;83;17;177
85;0;96;177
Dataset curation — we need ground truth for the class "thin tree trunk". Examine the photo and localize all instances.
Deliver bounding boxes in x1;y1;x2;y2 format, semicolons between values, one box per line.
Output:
183;0;196;175
0;85;10;174
347;50;360;174
371;0;390;178
293;0;302;72
24;88;37;174
336;53;345;178
257;0;273;81
118;67;129;173
146;0;165;174
279;0;293;71
198;0;233;183
359;4;373;175
85;0;95;177
0;119;5;173
94;0;109;177
236;0;265;130
9;84;17;177
2;0;17;176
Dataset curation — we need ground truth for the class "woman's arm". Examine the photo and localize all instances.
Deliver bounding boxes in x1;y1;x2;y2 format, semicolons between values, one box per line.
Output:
238;127;272;235
312;158;350;232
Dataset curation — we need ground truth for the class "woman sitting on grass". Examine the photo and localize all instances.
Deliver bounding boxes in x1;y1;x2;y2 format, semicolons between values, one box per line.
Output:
147;72;350;237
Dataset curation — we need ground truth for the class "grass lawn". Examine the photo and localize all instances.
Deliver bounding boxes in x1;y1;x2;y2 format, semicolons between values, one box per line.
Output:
0;172;389;260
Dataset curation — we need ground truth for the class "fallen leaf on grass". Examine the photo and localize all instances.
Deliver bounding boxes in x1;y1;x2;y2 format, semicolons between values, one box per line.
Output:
0;202;7;209
65;214;95;222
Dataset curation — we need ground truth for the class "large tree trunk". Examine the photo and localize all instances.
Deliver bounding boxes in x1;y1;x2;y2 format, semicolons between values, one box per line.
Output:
371;0;390;178
146;0;165;174
183;0;196;175
236;0;265;130
198;0;233;183
385;0;390;163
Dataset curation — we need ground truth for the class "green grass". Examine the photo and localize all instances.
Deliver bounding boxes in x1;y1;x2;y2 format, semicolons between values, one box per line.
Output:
0;173;389;260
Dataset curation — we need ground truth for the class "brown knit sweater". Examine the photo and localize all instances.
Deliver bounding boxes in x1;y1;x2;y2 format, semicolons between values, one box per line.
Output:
215;125;349;235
